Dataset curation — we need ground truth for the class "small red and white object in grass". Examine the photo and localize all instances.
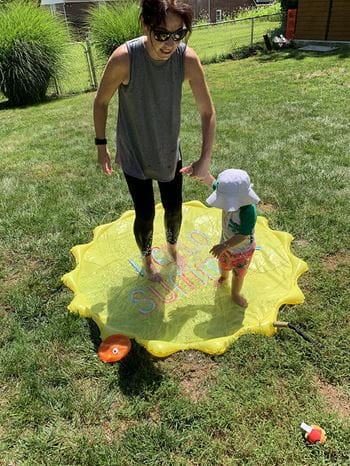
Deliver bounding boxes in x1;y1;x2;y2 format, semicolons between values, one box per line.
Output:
98;334;132;363
300;422;326;444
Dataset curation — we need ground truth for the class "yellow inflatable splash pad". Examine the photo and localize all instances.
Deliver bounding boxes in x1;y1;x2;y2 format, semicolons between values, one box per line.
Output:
62;201;308;358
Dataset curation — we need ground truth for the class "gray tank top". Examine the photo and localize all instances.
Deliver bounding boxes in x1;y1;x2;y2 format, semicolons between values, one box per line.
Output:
116;36;186;182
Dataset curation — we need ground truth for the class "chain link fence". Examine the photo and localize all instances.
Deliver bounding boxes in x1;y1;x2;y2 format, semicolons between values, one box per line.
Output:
50;13;282;97
190;13;282;62
50;40;105;96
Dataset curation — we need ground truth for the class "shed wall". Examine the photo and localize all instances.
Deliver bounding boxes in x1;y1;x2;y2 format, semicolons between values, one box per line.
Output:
328;0;350;40
295;0;350;41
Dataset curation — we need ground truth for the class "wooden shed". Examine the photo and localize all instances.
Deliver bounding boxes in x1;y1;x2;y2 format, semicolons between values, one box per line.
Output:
294;0;350;41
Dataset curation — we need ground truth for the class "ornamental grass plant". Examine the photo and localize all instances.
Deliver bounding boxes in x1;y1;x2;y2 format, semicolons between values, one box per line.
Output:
89;1;142;59
0;1;70;106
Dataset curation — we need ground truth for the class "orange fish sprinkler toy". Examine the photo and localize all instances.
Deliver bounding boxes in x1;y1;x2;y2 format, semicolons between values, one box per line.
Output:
98;334;132;363
300;422;326;444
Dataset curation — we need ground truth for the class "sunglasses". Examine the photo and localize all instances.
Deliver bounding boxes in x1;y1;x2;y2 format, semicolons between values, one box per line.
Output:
151;27;188;42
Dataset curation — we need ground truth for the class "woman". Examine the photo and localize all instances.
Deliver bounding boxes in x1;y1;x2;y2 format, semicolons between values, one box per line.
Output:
93;0;216;281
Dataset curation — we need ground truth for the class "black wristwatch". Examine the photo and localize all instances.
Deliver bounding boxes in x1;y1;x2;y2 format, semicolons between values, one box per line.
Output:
95;137;107;145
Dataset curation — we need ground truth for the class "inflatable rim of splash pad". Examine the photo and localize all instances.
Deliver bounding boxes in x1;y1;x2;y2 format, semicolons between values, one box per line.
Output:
62;201;309;358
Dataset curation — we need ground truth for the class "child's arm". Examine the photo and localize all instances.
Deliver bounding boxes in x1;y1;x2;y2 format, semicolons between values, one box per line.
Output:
202;172;216;188
210;235;248;258
210;205;257;258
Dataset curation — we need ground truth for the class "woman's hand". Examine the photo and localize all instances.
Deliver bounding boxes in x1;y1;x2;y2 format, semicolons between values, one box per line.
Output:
181;161;205;178
188;159;209;179
180;163;215;187
97;146;113;175
210;243;227;259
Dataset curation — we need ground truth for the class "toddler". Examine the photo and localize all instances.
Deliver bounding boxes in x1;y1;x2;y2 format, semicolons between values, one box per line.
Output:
204;169;260;307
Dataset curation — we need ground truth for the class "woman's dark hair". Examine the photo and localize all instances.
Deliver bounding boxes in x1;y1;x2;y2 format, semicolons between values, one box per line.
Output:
140;0;193;32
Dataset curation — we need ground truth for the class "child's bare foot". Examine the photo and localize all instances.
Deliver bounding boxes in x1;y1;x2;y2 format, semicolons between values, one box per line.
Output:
143;259;162;282
216;275;228;287
167;243;185;268
232;294;248;308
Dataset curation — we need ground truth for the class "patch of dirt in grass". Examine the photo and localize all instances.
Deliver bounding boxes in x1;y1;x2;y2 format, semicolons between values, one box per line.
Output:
72;377;101;394
101;399;143;440
0;306;9;317
149;404;161;424
160;350;217;402
100;418;137;441
300;67;347;80
30;163;54;180
3;257;42;289
316;376;350;419
0;382;18;411
70;380;137;440
258;202;276;213
2;271;19;289
0;382;20;440
323;250;350;271
294;239;310;247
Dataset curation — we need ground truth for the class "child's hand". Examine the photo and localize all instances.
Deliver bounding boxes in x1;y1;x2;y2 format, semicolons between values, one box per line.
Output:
180;165;194;176
203;172;216;187
210;243;227;258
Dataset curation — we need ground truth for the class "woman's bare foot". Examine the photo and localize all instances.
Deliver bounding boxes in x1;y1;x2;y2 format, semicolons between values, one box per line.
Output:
167;243;184;268
143;258;162;282
232;293;248;308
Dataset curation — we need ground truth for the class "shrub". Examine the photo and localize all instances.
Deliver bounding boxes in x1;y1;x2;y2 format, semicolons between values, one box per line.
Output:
235;2;281;21
89;1;142;58
0;1;70;106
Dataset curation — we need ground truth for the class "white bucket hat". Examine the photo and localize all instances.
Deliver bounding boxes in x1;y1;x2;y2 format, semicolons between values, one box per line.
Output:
206;169;260;211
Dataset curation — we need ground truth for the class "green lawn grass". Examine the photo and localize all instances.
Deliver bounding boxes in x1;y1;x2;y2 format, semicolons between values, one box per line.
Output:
189;15;281;63
1;48;350;464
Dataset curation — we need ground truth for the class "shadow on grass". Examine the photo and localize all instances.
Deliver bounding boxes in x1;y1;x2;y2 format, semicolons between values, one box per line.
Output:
87;318;163;398
0;95;57;110
88;318;102;350
118;342;164;398
257;45;350;63
201;40;350;66
0;89;95;111
0;100;10;111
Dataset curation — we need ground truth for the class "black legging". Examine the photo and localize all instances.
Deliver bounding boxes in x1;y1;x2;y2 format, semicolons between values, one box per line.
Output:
124;160;183;257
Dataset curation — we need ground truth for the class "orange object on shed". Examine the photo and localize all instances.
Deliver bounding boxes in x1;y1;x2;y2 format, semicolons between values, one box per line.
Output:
98;334;132;362
286;9;297;40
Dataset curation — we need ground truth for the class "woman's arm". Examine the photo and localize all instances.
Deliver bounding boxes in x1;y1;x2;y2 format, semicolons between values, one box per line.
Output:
182;46;216;180
93;44;129;175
